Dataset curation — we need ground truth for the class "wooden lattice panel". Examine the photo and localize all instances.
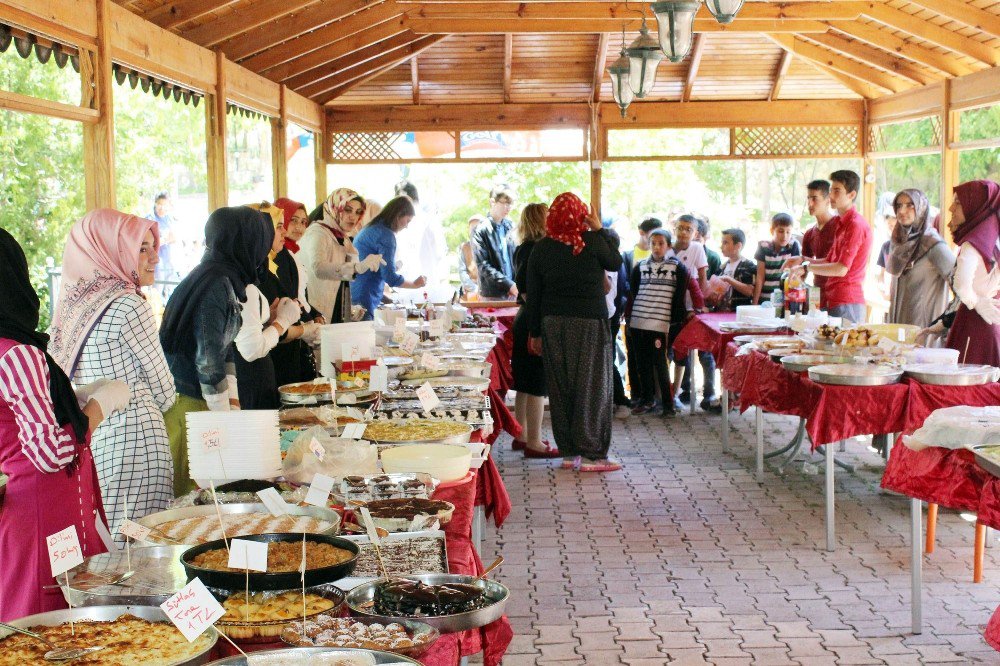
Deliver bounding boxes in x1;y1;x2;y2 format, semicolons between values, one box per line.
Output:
330;132;405;161
867;115;941;153
733;125;860;157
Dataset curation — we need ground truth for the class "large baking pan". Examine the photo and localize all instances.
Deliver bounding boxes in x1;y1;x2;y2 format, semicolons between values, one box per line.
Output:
212;584;345;643
206;647;420;665
280;614;439;658
137;504;342;546
345;573;509;634
61;545;188;607
904;363;1000;386
0;605;218;665
181;533;359;592
780;354;850;374
362;421;473;445
279;381;334;405
969;445;1000;478
807;364;903;386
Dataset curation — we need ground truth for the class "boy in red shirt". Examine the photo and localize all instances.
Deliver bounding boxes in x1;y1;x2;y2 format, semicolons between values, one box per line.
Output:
792;170;871;324
798;179;837;308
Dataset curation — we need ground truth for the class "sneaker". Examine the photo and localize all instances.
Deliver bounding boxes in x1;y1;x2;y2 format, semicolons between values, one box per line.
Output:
661;407;676;419
561;456;579;470
678;390;691;403
672;397;686;412
699;397;717;411
614;404;631;419
631;402;653;415
579;458;622;473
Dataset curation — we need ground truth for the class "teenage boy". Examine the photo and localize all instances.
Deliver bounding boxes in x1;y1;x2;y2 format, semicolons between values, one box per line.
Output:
670;215;713;410
794;180;837;308
712;228;756;311
791;170;872;324
752;213;801;306
623;216;663;276
472;184;518;299
626;229;700;417
695;216;722;278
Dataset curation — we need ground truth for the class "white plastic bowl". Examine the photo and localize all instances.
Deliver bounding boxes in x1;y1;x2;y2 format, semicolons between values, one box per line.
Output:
381;444;472;482
905;347;960;365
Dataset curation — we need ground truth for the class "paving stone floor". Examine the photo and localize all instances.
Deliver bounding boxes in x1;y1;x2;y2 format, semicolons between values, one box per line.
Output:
475;407;1000;665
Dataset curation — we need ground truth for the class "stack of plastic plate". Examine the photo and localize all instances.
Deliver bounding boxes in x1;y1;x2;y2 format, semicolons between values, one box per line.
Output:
186;410;282;483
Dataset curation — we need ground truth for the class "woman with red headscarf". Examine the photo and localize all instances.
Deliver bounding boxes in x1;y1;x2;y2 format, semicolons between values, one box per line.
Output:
525;193;623;472
943;180;1000;366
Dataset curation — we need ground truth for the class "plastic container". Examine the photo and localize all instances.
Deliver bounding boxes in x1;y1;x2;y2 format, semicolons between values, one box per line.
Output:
905;347;960;365
320;323;376;377
381;444;472;482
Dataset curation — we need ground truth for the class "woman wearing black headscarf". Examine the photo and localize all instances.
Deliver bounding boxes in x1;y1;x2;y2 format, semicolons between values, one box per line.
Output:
160;207;274;496
0;229;130;620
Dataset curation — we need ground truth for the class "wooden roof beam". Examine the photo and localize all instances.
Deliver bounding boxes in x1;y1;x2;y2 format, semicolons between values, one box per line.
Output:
903;0;1000;40
405;17;829;33
144;0;239;30
592;32;609;103
682;33;706;103
768;49;792;101
826;20;975;78
282;31;422;90
401;2;868;21
269;21;409;83
183;0;320;48
804;32;939;86
863;4;999;67
411;55;420;104
765;33;903;97
503;33;513;103
309;35;446;102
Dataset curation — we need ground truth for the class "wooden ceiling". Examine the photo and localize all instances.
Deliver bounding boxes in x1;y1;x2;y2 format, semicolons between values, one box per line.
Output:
113;0;1000;106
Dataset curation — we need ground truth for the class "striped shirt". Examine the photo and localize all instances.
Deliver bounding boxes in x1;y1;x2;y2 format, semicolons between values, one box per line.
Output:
0;344;77;473
629;257;680;335
754;240;801;300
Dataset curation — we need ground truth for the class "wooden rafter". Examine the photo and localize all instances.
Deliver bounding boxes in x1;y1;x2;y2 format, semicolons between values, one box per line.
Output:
682;34;706;103
863;4;999;67
805;32;938;86
299;35;446;104
411;55;420;104
768;50;793;101
591;32;609;103
400;2;868;21
765;33;910;95
282;31;420;90
220;0;383;62
810;61;882;99
242;3;404;73
404;18;829;34
903;0;1000;40
502;34;513;104
826;20;975;78
143;0;238;30
183;0;319;48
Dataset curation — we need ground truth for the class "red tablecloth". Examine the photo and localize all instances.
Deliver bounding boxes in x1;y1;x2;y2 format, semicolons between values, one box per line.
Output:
902;381;1000;435
742;352;821;420
672;313;791;369
881;444;989;512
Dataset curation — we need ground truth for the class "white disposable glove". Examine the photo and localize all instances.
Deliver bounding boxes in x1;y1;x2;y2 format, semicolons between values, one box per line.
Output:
395;260;403;271
74;378;112;408
275;298;302;330
89;380;131;418
361;254;386;272
975;297;1000;325
300;322;321;345
204;392;231;412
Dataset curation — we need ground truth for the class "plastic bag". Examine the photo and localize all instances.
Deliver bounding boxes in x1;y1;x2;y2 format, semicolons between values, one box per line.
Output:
282;426;379;484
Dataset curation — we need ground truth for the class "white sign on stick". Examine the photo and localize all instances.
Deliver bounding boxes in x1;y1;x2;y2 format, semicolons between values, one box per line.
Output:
256;488;289;516
416;382;441;412
47;525;84;577
304;473;336;507
119;519;152;542
369;363;388;392
160;578;225;642
228;539;269;572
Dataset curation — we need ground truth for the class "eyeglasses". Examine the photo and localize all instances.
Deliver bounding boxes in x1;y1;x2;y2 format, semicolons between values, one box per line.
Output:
893;202;915;211
493;199;514;207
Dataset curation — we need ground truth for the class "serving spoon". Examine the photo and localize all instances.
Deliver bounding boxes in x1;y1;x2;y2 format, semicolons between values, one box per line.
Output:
0;622;104;661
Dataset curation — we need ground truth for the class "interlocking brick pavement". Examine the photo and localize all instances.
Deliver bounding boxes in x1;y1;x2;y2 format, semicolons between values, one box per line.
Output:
470;408;1000;665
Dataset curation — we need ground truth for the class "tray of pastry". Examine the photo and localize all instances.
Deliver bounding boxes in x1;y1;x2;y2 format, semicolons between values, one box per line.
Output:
338;530;449;579
59;546;188;607
336;473;437;504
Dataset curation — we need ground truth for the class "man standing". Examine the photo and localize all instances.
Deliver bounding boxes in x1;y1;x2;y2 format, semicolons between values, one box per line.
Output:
472;185;518;300
797;180;837;308
146;191;177;282
792;171;871;324
393;179;447;288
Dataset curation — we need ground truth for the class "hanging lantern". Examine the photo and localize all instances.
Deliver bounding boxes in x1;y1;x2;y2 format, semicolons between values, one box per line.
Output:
650;1;700;63
625;18;664;99
609;47;634;118
704;0;744;25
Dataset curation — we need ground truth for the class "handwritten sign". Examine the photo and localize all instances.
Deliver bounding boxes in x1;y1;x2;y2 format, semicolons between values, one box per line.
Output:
369;363;388;392
119;519;152;542
392;318;407;343
358;507;382;546
420;352;441;371
400;331;420;355
304;473;336;507
256;488;288;516
416;382;441;412
228;539;269;572
47;525;83;577
429;319;445;338
201;428;223;453
161;578;225;642
340;423;367;439
309;437;326;462
341;342;361;362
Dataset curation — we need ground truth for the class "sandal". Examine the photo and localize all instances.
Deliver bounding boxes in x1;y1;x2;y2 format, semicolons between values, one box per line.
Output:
579;458;622;473
512;439;526;451
524;441;561;459
560;456;579;470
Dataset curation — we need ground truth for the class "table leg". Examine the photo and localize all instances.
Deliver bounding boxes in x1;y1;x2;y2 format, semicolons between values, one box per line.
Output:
987;526;995;549
755;407;764;476
826;442;835;552
472;505;484;556
721;390;729;452
689;349;697;415
911;498;923;634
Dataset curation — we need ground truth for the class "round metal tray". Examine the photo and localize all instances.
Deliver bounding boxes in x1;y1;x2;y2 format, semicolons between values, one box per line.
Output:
346;573;509;634
0;605;218;666
969;445;1000;478
212;584;346;643
400;376;491;391
181;533;359;592
61;545;188;607
733;334;796;345
397;369;450;382
780;355;849;374
205;647;421;665
280;614;440;658
904;363;1000;386
767;347;802;362
807;364;903;386
279;381;335;405
137;503;342;546
362;421;473;445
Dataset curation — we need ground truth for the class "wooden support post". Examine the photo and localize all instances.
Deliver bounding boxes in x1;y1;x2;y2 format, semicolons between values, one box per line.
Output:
206;51;229;210
860;100;875;225
925;503;937;554
315;113;329;209
941;79;958;245
272;84;288;200
589;113;603;216
82;0;116;210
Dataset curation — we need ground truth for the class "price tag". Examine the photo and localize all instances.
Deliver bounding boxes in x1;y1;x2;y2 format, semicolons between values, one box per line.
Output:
341;342;361;362
420;352;441;371
400;331;420;355
453;339;466;353
369;363;388;392
256;488;288;516
304;473;336;507
358;507;382;545
228;539;269;572
160;578;225;642
429;319;445;338
392;318;407;343
201;428;223;453
119;519;152;542
309;437;326;462
47;525;83;577
340;423;367;439
416;382;441;412
897;328;906;342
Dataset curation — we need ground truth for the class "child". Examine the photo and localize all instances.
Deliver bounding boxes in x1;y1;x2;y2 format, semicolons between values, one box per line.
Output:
694;216;722;278
626;230;703;417
753;213;801;305
670;214;714;410
712;228;757;311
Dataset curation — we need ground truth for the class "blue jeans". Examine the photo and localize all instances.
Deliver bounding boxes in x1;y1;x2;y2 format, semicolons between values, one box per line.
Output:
680;350;716;399
828;303;865;324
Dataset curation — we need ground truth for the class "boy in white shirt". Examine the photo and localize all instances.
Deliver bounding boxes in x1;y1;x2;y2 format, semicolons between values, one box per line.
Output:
669;214;714;411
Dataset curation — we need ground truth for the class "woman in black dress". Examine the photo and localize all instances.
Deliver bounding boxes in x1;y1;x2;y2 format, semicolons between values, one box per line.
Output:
511;203;559;458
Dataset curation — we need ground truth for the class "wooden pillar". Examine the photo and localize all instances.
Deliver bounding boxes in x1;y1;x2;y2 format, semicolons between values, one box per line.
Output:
589;111;604;215
271;85;288;200
860;100;876;225
941;79;958;245
81;0;115;210
206;51;229;210
315;112;329;208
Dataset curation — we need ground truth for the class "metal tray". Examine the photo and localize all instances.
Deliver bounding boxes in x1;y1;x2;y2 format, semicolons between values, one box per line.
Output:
280;614;439;658
807;363;903;386
212;584;345;643
138;504;343;546
181;533;360;592
345;573;509;634
969;444;1000;478
399;376;491;391
780;355;850;374
337;472;436;503
362;421;473;445
279;381;335;405
904;363;1000;386
206;647;420;665
61;545;188;607
733;334;796;345
338;530;449;579
767;347;801;362
0;605;218;666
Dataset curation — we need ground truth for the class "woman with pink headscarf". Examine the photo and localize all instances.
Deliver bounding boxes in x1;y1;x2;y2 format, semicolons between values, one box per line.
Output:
50;209;176;539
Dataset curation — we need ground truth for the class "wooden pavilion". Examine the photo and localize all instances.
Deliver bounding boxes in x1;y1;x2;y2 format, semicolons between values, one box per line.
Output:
1;0;999;222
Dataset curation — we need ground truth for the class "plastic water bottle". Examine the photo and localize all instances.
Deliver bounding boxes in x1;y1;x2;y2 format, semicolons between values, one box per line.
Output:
769;290;784;318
